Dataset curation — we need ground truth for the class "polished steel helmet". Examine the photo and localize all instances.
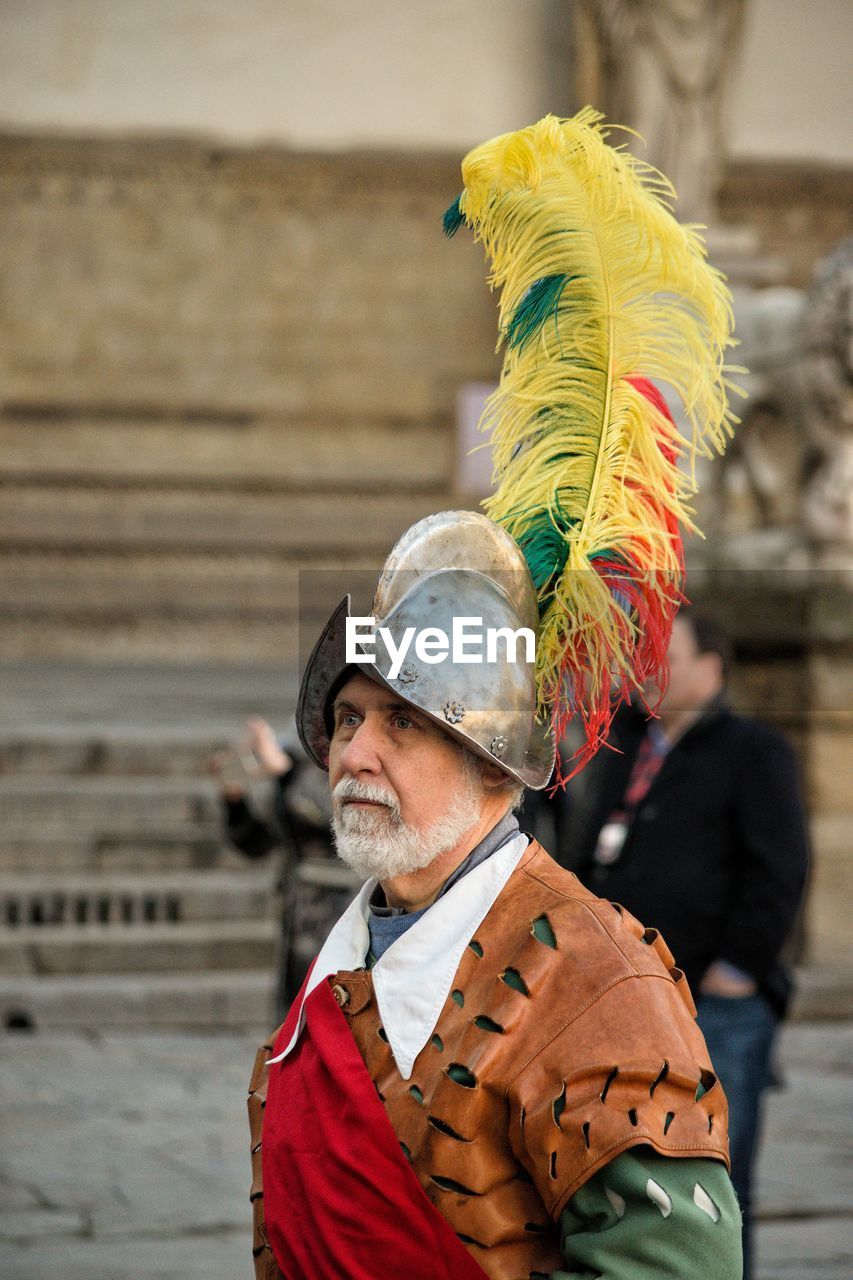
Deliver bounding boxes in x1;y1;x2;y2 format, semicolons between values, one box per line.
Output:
295;511;555;790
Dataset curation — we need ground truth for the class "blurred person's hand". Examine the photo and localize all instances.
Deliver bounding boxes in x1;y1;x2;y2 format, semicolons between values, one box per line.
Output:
208;717;292;800
699;959;758;998
207;749;251;802
243;717;293;778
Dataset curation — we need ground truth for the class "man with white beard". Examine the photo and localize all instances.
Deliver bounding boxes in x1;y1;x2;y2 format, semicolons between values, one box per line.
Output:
247;110;744;1280
246;516;741;1280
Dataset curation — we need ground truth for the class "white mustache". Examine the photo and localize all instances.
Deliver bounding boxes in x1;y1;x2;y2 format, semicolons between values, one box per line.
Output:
332;776;400;816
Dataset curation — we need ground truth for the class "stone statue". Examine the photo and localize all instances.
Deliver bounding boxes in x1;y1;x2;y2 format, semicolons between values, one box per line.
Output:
572;0;747;224
799;236;853;560
694;239;853;568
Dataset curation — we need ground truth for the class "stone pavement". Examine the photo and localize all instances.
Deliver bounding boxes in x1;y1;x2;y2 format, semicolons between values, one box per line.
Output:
0;1021;850;1280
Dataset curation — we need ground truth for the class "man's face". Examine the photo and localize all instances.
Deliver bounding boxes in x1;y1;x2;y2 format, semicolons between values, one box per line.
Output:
656;617;721;718
327;672;480;880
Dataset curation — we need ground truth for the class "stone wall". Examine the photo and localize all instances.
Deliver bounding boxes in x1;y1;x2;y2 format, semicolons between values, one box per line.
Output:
1;135;850;665
1;135;849;664
720;160;853;288
0;136;501;663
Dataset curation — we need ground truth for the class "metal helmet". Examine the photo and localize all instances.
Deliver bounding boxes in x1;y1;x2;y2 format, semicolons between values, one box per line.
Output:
295;511;555;790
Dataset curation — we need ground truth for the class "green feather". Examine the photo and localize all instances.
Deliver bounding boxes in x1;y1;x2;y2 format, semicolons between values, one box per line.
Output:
505;274;576;351
516;504;579;603
442;194;465;238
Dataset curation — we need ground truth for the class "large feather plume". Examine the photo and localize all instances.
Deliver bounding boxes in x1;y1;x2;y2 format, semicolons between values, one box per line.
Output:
445;109;738;780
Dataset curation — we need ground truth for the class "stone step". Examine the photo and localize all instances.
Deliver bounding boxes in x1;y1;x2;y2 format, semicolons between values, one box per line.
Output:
0;775;235;872
0;549;380;616
0;482;443;553
0;919;277;976
0;969;276;1031
0;662;299;728
0;724;234;776
0;614;303;662
0;869;277;927
0;834;238;874
0;722;322;778
0;413;449;489
0;775;223;832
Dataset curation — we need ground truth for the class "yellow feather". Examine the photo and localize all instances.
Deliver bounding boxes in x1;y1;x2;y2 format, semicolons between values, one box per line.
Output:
452;109;739;768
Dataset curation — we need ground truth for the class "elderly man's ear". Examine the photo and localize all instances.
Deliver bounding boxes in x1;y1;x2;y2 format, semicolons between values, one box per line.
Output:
481;762;514;791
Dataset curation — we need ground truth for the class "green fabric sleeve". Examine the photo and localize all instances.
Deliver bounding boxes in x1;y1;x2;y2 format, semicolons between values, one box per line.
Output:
551;1148;742;1280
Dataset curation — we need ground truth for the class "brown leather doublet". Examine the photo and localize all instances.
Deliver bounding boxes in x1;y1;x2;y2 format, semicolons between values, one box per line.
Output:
249;840;729;1280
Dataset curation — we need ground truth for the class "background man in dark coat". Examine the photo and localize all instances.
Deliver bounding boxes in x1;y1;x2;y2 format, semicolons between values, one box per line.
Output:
570;610;809;1279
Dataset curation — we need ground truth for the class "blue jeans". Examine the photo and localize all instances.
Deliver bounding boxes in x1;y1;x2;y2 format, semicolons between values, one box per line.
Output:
696;992;779;1280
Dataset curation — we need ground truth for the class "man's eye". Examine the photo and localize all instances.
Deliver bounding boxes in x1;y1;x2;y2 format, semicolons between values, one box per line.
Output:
338;712;359;728
394;714;413;730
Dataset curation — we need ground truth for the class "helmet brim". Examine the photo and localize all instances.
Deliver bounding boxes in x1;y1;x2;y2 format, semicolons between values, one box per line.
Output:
295;593;555;791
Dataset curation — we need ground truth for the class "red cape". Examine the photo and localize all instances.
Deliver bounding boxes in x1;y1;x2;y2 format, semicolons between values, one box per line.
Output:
263;975;489;1280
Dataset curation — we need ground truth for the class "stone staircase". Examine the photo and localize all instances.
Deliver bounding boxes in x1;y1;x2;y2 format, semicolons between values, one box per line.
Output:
0;352;454;1031
0;685;304;1031
0;380;453;1032
0;412;447;664
0;133;473;1029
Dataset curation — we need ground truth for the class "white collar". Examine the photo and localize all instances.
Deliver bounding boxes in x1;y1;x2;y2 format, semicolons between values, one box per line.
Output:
267;832;528;1080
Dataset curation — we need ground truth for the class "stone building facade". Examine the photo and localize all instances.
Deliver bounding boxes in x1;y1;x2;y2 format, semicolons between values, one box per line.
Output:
0;0;850;1012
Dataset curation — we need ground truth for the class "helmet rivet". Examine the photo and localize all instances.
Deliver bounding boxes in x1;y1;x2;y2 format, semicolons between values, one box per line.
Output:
443;700;466;724
490;735;509;758
397;664;419;684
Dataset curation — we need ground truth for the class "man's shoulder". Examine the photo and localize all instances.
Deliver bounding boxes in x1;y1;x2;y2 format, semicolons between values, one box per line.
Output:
694;705;790;749
727;710;795;753
482;843;707;1098
515;840;607;918
495;840;684;986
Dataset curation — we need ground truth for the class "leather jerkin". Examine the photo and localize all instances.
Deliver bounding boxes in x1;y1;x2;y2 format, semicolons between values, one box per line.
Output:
248;840;729;1280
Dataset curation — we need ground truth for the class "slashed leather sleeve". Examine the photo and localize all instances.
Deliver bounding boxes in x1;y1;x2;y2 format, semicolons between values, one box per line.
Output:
508;968;729;1218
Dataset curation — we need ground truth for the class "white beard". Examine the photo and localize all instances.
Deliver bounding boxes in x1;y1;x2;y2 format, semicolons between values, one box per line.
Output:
331;769;480;882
